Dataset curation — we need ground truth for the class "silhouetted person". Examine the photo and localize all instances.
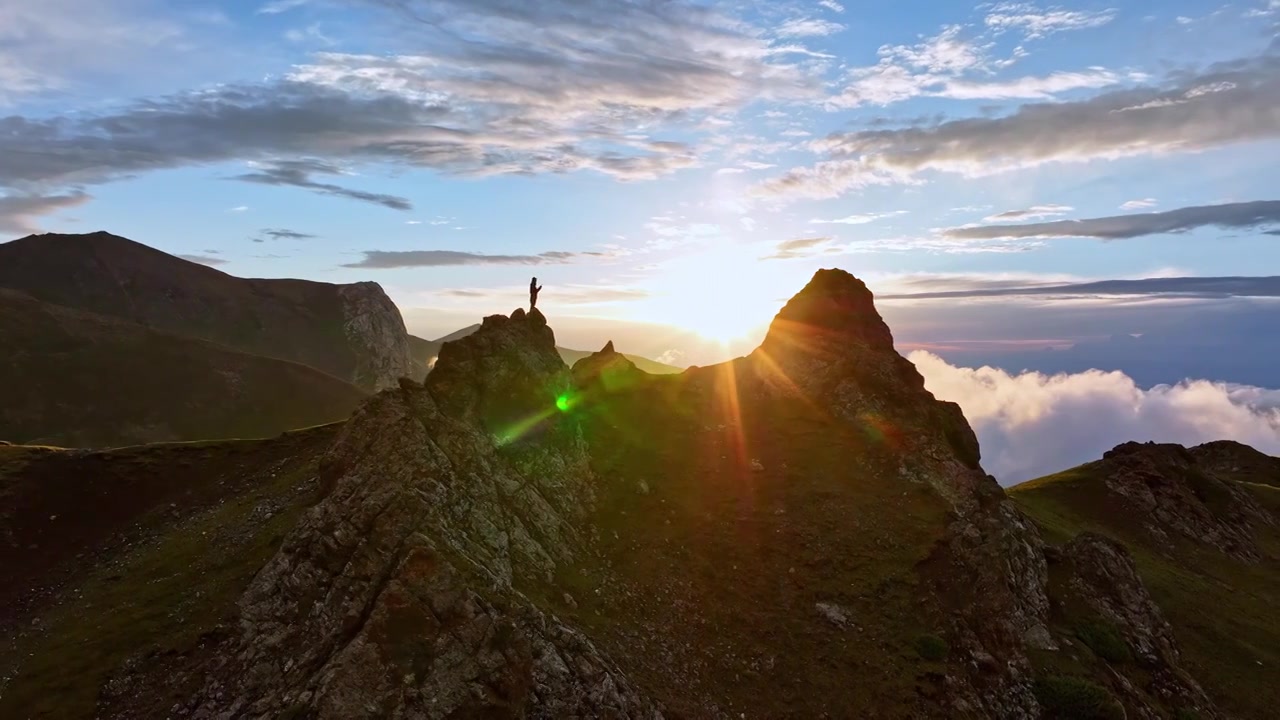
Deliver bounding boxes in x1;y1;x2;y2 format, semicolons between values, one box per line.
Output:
530;276;542;310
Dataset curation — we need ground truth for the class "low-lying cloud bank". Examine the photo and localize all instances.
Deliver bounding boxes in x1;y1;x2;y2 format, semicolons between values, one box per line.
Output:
909;351;1280;485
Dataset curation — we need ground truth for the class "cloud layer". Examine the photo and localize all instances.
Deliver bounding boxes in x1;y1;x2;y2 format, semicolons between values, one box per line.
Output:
944;200;1280;240
342;248;609;268
757;53;1280;200
0;0;818;217
880;275;1280;300
911;351;1280;484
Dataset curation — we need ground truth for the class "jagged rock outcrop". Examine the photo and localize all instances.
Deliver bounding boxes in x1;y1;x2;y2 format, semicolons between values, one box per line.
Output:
1191;439;1280;488
1053;533;1219;718
1101;441;1272;561
339;282;416;391
184;309;658;719
749;271;1052;716
756;269;983;501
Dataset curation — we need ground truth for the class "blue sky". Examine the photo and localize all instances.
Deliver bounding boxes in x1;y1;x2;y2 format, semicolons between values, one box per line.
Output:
3;0;1279;368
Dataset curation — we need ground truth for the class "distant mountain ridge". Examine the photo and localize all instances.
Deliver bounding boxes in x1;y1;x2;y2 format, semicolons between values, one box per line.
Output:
0;288;365;447
0;231;414;391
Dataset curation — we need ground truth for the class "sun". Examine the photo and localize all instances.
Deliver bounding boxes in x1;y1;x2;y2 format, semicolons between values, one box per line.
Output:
635;243;792;346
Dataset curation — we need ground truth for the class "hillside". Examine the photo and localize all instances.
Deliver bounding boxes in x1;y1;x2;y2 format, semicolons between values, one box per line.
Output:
0;288;366;447
0;269;1262;719
0;425;342;717
1010;441;1280;719
0;232;413;391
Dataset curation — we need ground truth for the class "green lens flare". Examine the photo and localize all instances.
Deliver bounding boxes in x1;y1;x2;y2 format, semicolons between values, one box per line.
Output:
555;394;571;412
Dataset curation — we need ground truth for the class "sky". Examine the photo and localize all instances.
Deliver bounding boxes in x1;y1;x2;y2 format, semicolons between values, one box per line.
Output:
3;0;1280;480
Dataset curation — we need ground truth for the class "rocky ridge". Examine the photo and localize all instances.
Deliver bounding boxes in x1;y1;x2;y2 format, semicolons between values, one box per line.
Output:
17;268;1250;718
179;307;657;718
1101;441;1273;561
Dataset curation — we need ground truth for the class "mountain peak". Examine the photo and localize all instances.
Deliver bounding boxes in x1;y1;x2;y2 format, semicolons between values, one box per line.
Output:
426;306;566;437
761;268;894;354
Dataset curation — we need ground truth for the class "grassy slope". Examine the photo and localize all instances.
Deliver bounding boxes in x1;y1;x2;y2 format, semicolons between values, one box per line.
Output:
522;364;954;718
0;289;366;447
1010;463;1280;720
0;424;341;718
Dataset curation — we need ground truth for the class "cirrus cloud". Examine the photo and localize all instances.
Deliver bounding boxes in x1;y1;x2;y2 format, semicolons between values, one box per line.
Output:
943;200;1280;240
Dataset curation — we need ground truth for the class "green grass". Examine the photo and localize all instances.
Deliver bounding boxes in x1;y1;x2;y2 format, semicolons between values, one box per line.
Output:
1073;620;1131;665
1011;461;1280;720
1033;675;1124;720
913;634;949;661
0;436;329;718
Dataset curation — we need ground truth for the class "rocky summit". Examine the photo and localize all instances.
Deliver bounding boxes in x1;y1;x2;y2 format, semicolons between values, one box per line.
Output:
2;269;1277;719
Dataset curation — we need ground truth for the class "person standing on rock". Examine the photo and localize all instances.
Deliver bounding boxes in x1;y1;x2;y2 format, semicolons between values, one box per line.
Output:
530;276;542;310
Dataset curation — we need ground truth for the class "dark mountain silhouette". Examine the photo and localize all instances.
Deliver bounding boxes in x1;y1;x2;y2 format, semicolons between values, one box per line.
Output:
0;288;366;447
1;269;1274;719
0;231;414;391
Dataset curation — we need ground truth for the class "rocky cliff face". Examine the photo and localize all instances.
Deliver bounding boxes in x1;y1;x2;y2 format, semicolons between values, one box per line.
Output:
71;270;1246;719
1101;441;1273;561
338;282;415;391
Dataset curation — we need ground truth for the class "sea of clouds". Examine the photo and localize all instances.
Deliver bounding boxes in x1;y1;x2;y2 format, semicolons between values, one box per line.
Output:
910;351;1280;485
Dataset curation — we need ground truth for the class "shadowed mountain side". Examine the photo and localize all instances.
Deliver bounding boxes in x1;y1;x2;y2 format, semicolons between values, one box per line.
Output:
0;425;343;717
1011;442;1280;719
0;232;413;391
0;289;366;447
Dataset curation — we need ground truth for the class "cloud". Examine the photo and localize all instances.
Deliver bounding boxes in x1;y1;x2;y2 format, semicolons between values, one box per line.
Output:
0;1;184;105
983;204;1073;222
825;23;1128;110
260;228;317;240
758;52;1280;200
257;0;309;14
233;159;412;210
983;3;1117;40
1120;198;1158;210
911;351;1280;484
880;275;1280;300
0;192;90;234
342;248;604;268
810;210;907;225
777;18;845;37
943;200;1280;240
435;284;648;304
761;235;835;260
818;0;845;12
178;254;228;266
656;348;686;365
0;0;820;202
228;205;249;213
